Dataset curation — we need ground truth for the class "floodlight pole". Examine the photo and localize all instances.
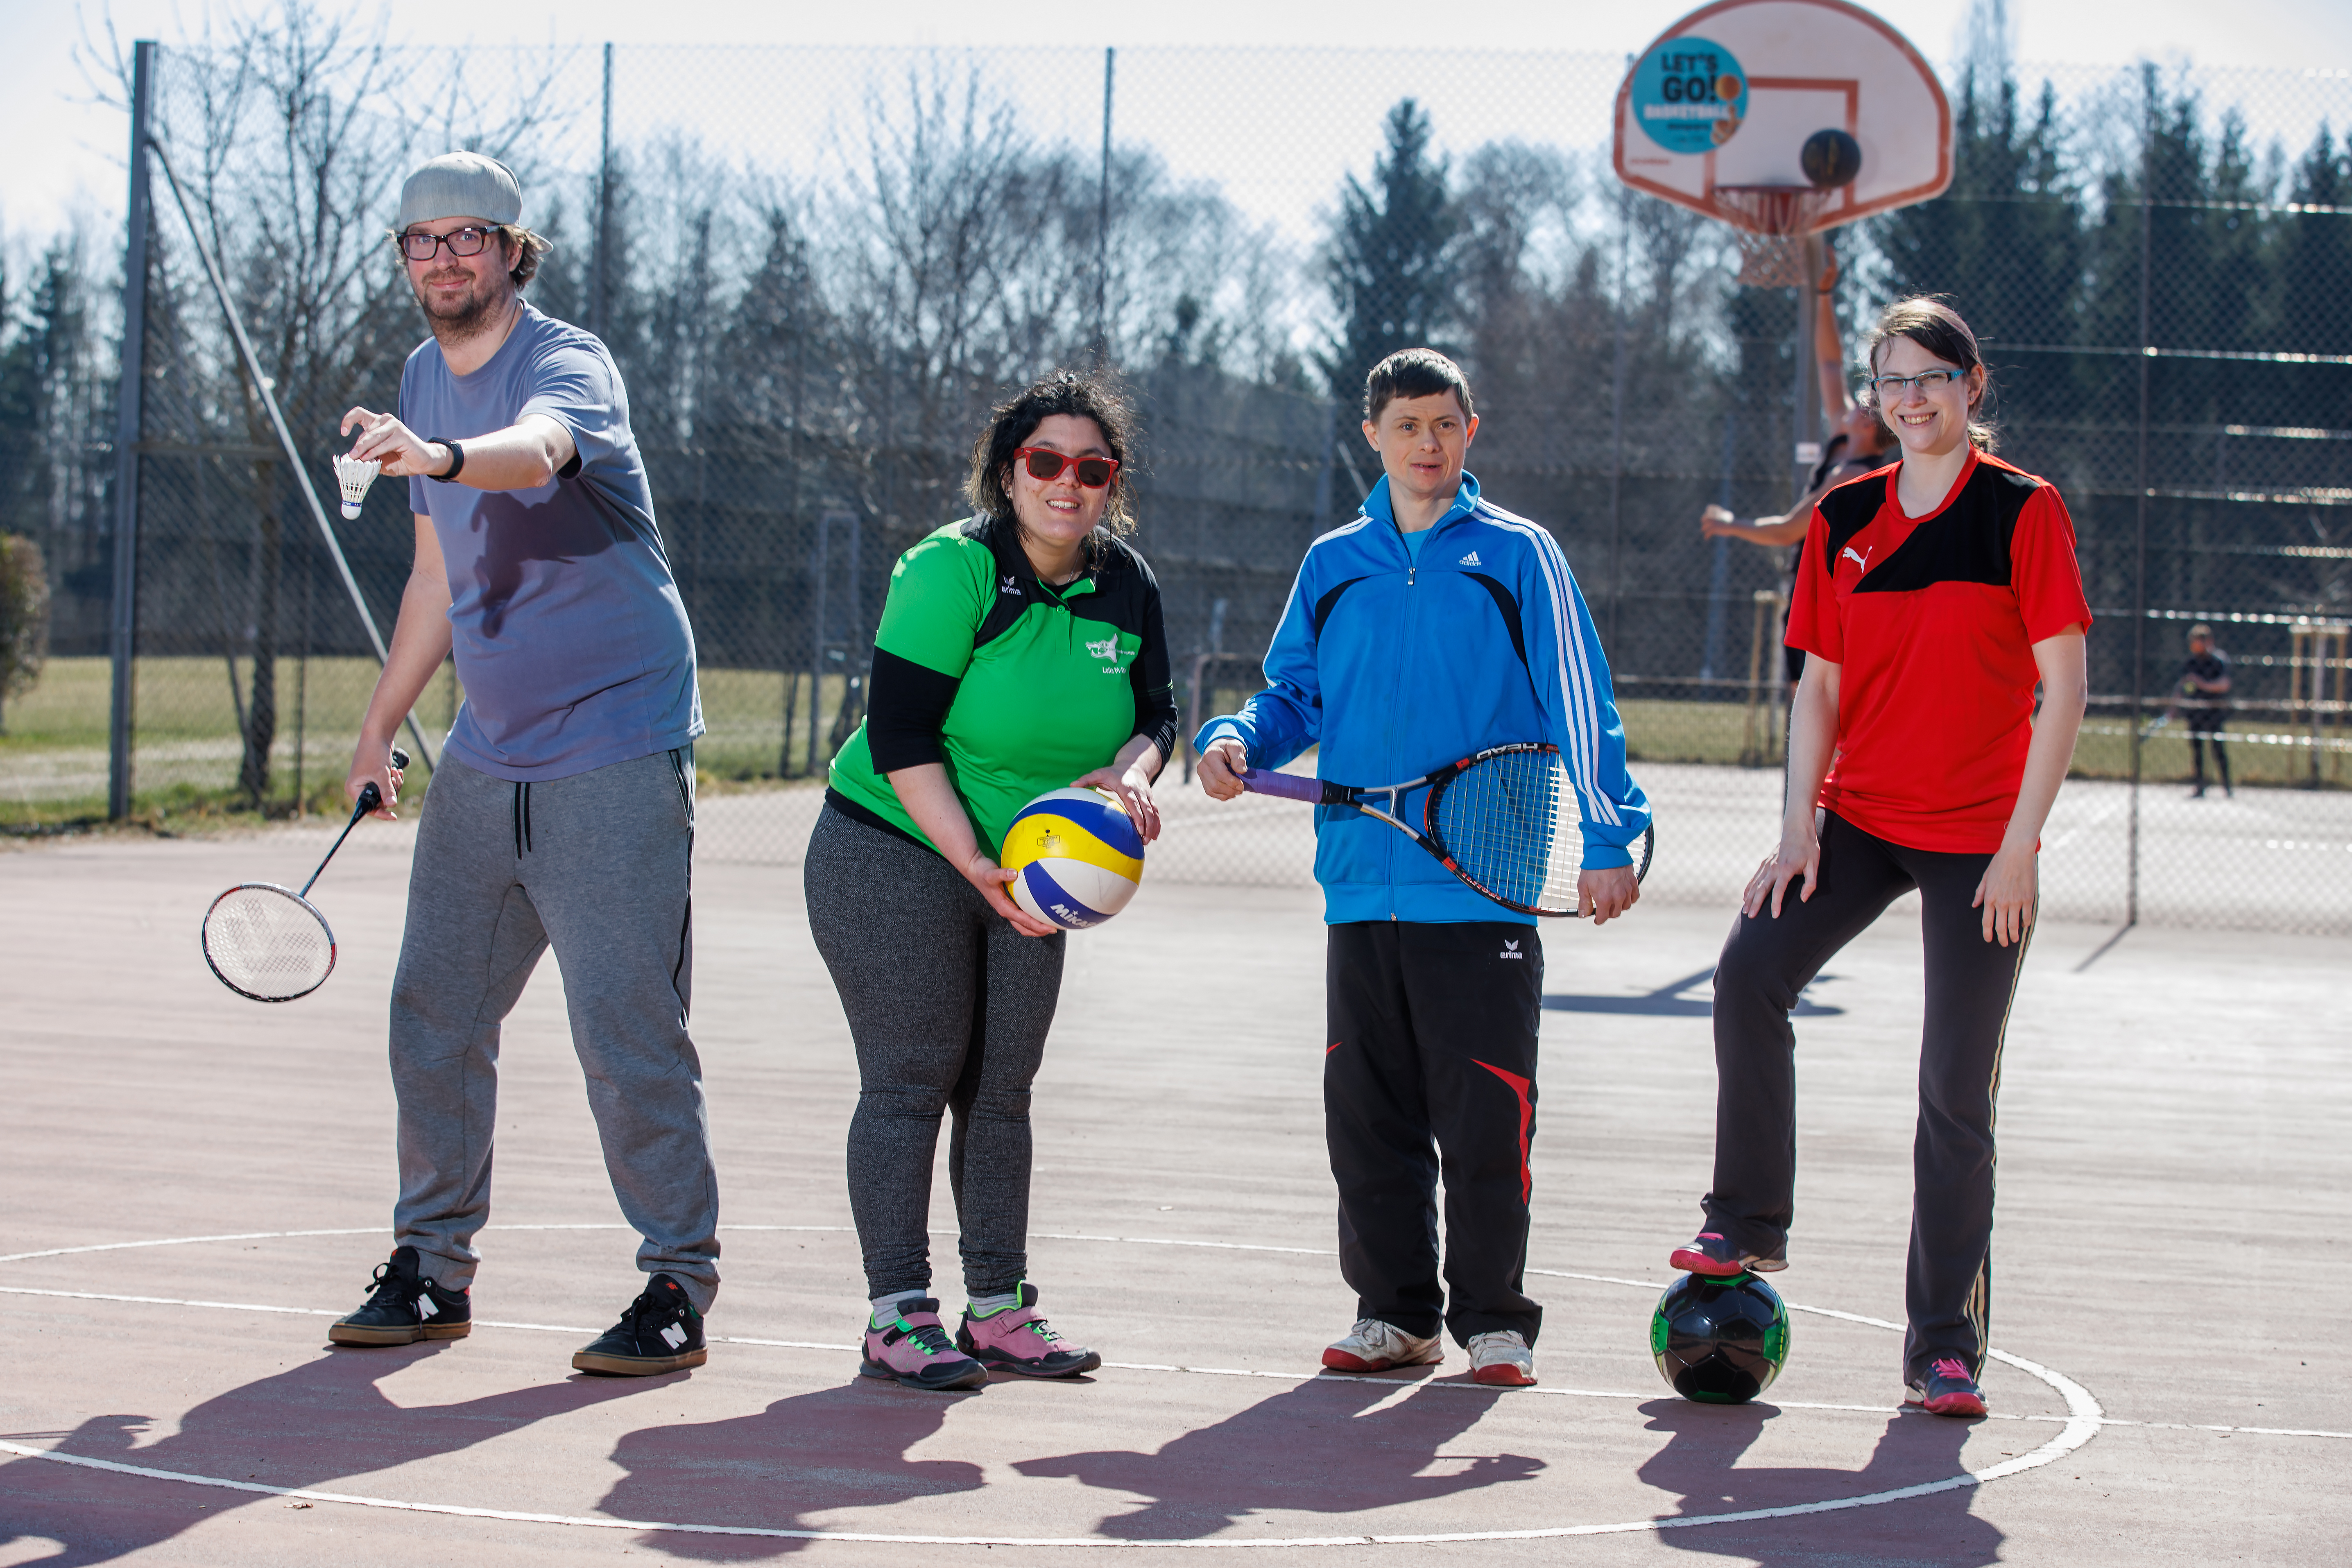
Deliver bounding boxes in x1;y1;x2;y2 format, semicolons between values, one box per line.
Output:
106;40;156;820
1096;47;1115;365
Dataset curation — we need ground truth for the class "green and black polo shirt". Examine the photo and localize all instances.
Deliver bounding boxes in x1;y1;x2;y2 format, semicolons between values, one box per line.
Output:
826;516;1178;858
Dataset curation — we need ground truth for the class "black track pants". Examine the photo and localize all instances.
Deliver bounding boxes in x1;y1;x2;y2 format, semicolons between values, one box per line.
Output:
1704;810;2031;1384
1325;921;1545;1347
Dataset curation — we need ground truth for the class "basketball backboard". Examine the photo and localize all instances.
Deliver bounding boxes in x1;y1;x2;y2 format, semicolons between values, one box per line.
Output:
1612;0;1952;234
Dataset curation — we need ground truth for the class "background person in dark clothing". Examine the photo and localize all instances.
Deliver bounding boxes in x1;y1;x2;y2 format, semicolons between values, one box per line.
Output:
2171;623;2234;797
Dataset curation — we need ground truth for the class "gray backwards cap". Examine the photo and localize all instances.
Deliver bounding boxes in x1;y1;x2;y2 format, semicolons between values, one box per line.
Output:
396;152;523;233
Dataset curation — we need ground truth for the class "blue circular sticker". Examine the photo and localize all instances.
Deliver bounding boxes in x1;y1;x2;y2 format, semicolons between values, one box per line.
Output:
1631;37;1748;155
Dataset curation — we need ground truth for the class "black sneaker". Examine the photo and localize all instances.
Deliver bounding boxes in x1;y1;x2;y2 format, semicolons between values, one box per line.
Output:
571;1274;707;1376
328;1245;471;1347
1905;1356;1989;1419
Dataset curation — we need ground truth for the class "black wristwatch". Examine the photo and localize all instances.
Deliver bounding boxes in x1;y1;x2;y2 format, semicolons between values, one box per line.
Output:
427;437;466;482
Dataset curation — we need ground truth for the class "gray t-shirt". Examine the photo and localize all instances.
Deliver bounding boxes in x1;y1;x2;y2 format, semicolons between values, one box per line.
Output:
401;303;702;781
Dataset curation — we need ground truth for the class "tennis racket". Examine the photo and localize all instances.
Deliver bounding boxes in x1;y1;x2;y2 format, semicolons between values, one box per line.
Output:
201;747;408;1002
1239;742;1654;918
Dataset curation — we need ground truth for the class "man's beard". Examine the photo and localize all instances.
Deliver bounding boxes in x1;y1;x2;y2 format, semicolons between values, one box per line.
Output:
413;268;511;344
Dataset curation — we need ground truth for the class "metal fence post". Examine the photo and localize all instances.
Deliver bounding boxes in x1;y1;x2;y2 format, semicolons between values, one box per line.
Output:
1096;47;1115;364
106;40;155;821
2127;94;2154;928
1607;181;1628;648
591;41;613;342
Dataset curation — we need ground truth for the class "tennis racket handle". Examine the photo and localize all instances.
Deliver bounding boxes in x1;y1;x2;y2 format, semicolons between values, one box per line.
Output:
1239;766;1325;803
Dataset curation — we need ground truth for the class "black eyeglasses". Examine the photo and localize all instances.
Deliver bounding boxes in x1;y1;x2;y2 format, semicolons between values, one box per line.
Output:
397;226;502;262
1014;447;1119;489
1868;369;1965;399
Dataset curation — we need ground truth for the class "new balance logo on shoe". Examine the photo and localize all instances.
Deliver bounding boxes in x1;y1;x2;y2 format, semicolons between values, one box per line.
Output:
1500;939;1523;960
417;1294;438;1319
1458;550;1482;566
660;1322;688;1350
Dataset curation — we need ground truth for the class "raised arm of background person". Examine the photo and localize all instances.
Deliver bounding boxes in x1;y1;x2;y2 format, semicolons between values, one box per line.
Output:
1193;543;1330;798
339;405;578;493
885;762;1059;937
1814;245;1856;427
1975;626;2087;947
1745;654;1842;920
345;514;456;819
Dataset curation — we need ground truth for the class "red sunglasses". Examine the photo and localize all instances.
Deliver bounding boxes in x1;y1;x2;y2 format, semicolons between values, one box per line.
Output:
1014;447;1119;489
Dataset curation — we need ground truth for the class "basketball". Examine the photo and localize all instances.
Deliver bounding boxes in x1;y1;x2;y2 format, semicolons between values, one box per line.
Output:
1651;1272;1791;1404
998;787;1146;931
1801;127;1865;189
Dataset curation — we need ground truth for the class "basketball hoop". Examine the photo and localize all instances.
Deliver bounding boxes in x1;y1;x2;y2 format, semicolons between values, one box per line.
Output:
1714;186;1838;288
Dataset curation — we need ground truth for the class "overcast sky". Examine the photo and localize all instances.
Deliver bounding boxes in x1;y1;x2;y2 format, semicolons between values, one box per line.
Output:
6;0;2350;239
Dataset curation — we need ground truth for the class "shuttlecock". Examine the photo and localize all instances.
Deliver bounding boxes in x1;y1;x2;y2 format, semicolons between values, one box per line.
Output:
333;453;381;520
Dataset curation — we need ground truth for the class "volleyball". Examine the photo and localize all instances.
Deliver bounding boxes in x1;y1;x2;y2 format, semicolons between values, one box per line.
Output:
998;787;1145;931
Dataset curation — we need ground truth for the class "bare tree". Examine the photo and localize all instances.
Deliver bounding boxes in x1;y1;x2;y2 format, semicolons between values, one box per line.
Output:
85;2;570;804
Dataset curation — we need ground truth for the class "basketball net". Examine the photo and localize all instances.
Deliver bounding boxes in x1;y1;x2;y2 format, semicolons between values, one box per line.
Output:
1715;187;1838;288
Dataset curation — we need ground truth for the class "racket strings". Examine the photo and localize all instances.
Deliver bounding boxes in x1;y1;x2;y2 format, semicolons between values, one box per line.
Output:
1431;751;1582;913
202;887;335;1001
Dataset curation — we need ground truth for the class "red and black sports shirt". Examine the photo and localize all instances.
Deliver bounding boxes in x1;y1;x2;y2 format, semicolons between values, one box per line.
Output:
1786;450;2092;855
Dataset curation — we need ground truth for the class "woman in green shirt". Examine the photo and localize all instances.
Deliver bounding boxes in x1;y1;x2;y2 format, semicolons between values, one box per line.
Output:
806;371;1175;1391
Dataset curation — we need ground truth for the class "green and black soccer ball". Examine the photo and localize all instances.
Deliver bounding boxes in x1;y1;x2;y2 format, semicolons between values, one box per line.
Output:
1651;1272;1791;1404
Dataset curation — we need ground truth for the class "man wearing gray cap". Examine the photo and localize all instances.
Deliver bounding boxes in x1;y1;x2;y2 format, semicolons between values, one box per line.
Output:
330;151;719;1377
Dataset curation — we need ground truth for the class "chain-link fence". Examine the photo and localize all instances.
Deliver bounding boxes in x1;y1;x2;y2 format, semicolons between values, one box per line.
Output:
4;31;2347;932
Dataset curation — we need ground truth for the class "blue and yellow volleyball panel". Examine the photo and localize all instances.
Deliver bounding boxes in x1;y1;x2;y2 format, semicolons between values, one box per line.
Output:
1000;787;1145;930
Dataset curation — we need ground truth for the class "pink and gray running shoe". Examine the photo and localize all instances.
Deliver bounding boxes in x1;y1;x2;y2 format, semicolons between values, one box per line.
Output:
1668;1231;1788;1279
956;1283;1101;1378
1905;1357;1988;1419
860;1299;989;1392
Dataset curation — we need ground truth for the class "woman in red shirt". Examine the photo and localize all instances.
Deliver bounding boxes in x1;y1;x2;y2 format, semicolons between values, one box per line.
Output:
1666;298;2090;1420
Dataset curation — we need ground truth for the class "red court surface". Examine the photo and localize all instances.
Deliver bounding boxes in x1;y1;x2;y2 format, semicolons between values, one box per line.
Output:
3;819;2347;1564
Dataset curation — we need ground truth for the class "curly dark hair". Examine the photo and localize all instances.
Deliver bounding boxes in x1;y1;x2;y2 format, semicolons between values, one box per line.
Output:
965;369;1137;536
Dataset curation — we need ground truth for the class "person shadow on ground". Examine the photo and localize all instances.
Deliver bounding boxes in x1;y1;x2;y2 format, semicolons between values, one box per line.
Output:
595;1378;981;1557
1014;1370;1539;1541
0;1339;668;1567
1636;1396;2002;1566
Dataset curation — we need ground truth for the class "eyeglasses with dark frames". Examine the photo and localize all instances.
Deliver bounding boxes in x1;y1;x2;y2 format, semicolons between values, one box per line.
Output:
1867;368;1965;400
1014;447;1119;489
396;226;503;262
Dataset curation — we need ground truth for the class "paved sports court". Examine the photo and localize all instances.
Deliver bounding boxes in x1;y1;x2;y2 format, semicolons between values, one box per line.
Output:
2;816;2345;1564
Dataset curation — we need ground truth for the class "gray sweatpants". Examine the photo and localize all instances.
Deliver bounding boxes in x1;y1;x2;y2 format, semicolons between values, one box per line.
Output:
389;750;720;1312
804;804;1065;1300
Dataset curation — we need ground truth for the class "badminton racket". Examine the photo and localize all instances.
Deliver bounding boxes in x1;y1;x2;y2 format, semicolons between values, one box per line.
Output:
201;747;408;1002
1240;742;1653;917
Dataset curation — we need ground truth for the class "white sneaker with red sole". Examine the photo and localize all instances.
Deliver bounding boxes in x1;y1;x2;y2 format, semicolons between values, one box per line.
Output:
1467;1329;1537;1387
1322;1319;1442;1373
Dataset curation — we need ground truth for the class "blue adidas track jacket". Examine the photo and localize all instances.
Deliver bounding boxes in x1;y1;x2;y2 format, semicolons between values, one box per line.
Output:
1196;471;1651;926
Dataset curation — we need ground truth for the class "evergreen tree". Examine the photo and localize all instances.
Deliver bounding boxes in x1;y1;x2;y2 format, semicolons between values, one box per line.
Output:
1324;100;1457;407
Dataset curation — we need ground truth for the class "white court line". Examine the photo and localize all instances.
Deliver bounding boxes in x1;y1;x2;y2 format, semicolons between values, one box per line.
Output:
0;1224;2119;1547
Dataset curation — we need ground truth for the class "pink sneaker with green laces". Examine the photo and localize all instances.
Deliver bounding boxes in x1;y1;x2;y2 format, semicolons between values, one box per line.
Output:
860;1299;989;1392
955;1283;1101;1378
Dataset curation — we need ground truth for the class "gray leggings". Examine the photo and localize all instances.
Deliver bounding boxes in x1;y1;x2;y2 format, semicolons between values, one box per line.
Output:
804;804;1066;1299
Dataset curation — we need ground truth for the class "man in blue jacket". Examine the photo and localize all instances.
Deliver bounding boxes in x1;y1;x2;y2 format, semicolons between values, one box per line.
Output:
1196;348;1649;1387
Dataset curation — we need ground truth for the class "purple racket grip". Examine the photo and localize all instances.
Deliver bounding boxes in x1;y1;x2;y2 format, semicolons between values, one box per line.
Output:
1241;766;1326;803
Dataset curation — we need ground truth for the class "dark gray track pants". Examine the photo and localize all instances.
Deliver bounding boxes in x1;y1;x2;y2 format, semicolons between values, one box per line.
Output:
389;750;720;1311
1704;809;2031;1384
804;804;1065;1300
